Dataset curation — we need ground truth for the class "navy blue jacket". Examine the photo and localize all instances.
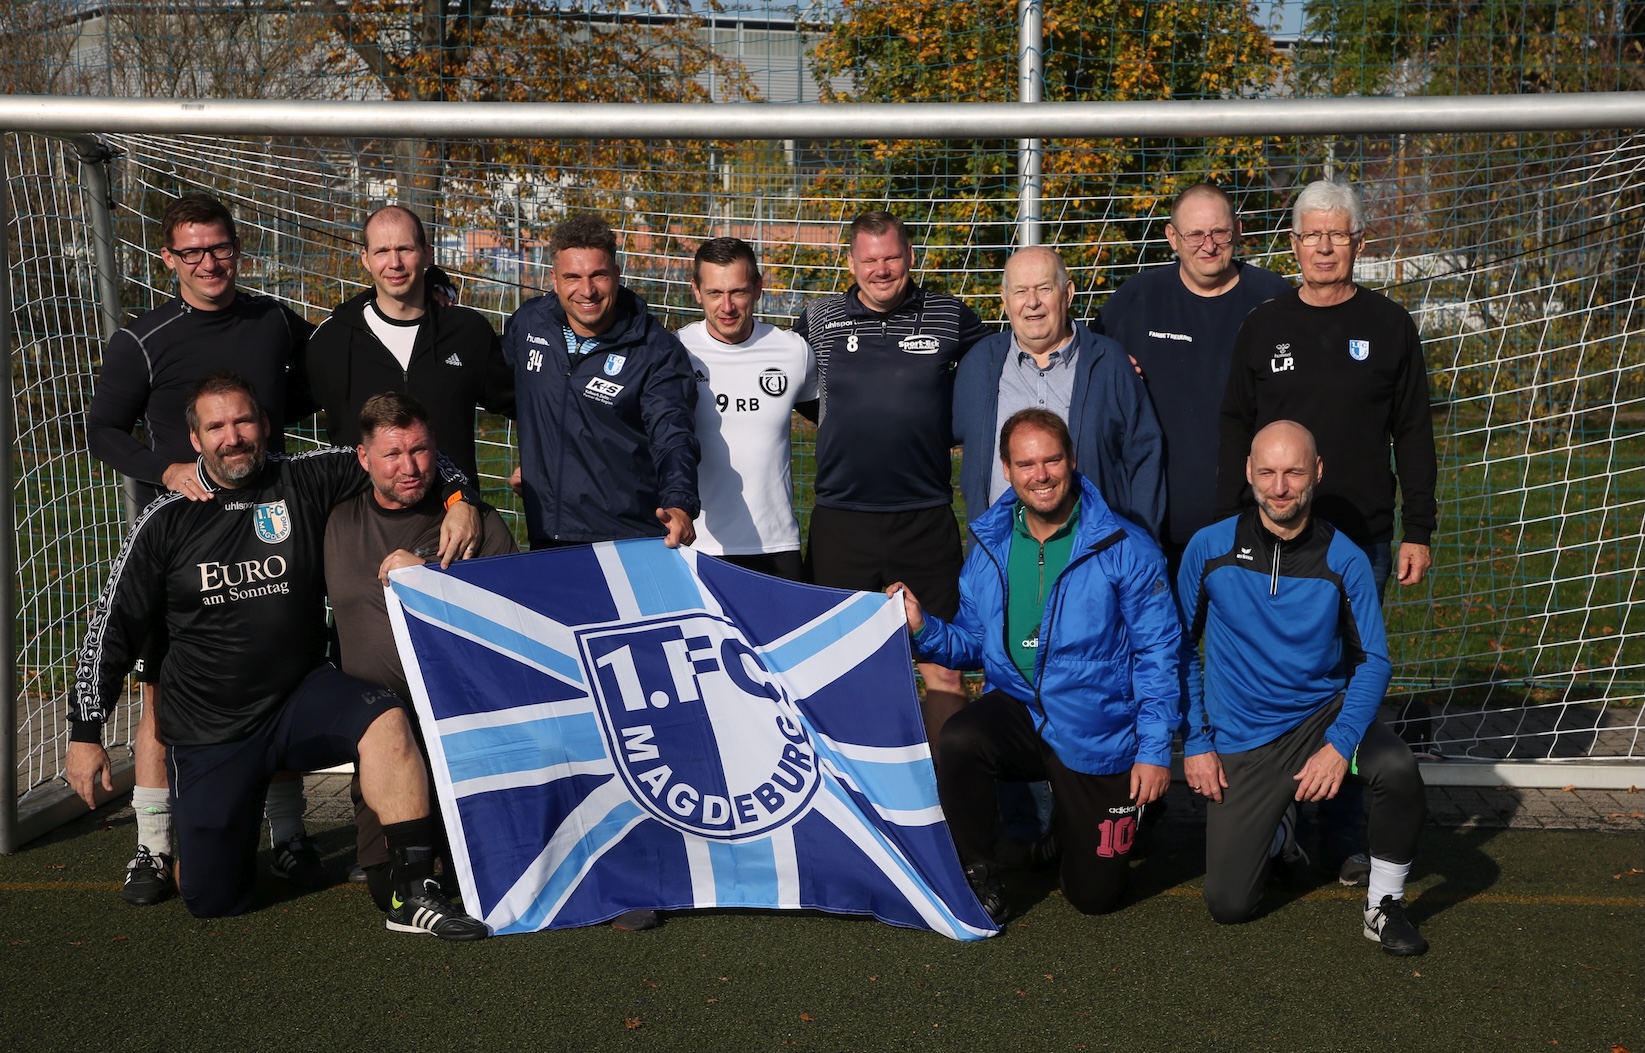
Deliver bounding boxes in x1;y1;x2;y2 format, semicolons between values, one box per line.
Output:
953;320;1166;538
502;288;699;544
912;474;1181;776
1177;510;1391;760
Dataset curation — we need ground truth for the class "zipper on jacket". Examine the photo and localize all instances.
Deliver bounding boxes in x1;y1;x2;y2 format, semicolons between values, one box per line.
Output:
1034;529;1126;725
1037;542;1046;604
1269;534;1282;596
973;522;1126;729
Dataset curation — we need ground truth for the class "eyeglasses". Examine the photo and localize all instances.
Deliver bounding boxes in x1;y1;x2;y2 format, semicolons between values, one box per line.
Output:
164;241;238;264
1292;230;1359;247
1171;227;1233;247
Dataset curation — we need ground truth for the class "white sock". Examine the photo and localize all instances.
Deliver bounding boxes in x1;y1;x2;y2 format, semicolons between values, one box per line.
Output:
1367;855;1412;909
264;779;308;846
131;785;172;855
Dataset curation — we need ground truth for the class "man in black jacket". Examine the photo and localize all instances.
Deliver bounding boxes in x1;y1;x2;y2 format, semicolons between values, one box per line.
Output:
501;213;699;550
305;205;514;482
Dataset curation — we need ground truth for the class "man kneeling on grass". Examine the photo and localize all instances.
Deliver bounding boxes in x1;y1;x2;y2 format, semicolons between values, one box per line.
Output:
890;408;1180;923
1176;420;1428;955
66;371;488;940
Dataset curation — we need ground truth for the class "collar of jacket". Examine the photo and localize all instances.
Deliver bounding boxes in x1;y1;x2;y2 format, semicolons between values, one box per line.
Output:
1241;505;1319;552
539;285;655;349
333;286;448;331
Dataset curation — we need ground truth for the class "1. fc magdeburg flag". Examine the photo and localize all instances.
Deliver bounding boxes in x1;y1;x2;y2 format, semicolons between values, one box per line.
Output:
384;539;997;941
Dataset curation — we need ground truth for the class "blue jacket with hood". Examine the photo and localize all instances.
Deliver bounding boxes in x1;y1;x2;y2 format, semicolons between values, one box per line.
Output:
503;287;699;544
953;320;1167;538
911;473;1181;775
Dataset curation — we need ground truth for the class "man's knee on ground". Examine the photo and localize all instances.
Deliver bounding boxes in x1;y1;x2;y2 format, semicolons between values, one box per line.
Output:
181;886;253;919
1202;883;1261;925
1063;881;1126;917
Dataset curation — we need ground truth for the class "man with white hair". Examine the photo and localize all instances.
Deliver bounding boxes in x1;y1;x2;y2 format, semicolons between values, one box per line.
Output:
1215;180;1438;883
1217;179;1437;594
955;245;1165;535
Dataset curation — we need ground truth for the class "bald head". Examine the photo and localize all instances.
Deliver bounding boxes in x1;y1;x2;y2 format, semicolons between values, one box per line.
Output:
1252;420;1317;463
1246;420;1322;536
1001;246;1076;358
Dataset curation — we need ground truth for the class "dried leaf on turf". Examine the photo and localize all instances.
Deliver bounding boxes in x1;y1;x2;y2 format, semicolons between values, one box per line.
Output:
624;1018;642;1030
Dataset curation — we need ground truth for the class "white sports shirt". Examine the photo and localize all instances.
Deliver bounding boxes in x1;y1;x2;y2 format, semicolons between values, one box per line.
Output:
676;320;818;555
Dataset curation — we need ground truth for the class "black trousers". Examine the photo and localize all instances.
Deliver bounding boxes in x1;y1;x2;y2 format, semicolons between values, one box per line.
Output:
1203;699;1426;924
936;690;1138;915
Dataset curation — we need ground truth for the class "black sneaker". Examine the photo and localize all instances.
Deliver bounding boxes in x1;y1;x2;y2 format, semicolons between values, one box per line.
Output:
121;845;173;906
964;863;1011;926
611;909;661;931
270;835;330;889
1338;852;1372;888
1363;895;1429;956
386;878;488;941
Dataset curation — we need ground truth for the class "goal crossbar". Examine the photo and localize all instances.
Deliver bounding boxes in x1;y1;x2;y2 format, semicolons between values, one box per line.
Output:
1;92;1644;139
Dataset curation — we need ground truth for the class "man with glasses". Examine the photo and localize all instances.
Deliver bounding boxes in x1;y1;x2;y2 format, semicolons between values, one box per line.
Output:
87;192;323;907
1215;180;1438;882
1217;180;1436;594
1097;183;1292;573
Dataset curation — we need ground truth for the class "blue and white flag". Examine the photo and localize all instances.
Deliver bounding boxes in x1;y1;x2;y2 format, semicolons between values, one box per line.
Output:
384;540;997;941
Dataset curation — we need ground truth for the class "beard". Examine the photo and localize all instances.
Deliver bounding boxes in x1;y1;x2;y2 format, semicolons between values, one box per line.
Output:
1255;485;1313;526
204;443;265;487
373;475;433;508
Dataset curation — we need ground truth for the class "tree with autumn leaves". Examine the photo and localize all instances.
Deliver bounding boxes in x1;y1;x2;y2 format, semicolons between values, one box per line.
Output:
809;0;1287;290
318;0;754;245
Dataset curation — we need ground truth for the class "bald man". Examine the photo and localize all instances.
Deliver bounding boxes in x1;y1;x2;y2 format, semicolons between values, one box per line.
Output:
955;245;1165;536
1176;421;1428;955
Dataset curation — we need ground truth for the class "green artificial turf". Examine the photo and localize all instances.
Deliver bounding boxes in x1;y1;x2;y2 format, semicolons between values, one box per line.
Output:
2;811;1639;1053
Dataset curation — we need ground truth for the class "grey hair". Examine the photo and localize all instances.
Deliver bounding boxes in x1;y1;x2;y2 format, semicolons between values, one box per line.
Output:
1292;180;1366;233
1000;245;1071;295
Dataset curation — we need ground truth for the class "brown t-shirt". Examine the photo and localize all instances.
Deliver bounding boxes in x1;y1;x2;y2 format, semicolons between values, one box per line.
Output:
323;492;518;698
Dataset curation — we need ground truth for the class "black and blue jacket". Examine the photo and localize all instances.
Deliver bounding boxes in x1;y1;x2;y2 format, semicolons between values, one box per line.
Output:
502;288;699;544
1177;509;1391;760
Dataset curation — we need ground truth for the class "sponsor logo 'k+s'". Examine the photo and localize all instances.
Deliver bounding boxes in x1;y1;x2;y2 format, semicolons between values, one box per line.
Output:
583;377;624;405
583;615;819;841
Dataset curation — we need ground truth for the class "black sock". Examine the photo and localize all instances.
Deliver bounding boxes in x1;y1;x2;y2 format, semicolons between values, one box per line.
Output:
384;817;438;895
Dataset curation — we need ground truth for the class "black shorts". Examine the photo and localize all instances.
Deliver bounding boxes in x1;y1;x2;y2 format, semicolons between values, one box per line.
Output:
713;550;804;582
806;505;962;620
166;664;405;918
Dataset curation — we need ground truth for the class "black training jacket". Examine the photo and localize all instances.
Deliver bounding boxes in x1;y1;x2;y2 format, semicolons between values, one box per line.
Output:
305;290;514;481
73;448;386;746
